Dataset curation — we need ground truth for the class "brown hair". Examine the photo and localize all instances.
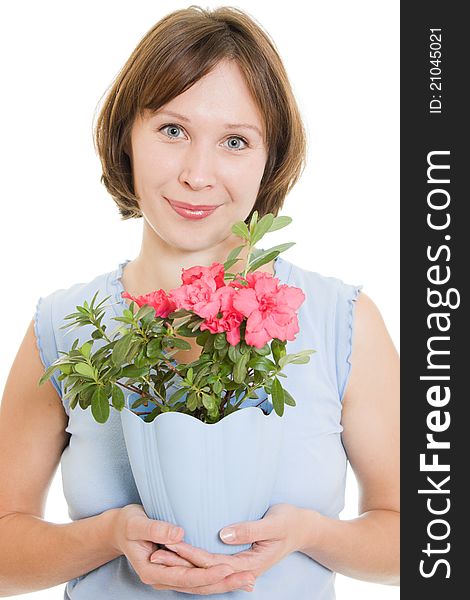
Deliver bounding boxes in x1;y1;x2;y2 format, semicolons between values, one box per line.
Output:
93;5;307;222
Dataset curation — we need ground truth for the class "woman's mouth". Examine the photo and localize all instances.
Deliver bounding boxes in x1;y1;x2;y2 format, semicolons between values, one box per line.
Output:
165;197;220;220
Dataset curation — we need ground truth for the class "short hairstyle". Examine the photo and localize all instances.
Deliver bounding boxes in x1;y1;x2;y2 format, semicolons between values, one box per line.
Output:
93;5;307;222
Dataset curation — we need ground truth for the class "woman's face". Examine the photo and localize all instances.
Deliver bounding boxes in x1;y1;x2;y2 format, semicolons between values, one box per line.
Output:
128;59;268;253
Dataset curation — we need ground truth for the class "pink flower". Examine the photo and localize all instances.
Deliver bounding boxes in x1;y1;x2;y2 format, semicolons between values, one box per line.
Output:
169;276;220;319
168;262;227;319
121;289;177;318
232;272;305;348
200;286;244;346
181;262;225;289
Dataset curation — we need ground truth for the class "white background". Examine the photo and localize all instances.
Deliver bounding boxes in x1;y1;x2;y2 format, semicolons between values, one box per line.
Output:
0;1;399;598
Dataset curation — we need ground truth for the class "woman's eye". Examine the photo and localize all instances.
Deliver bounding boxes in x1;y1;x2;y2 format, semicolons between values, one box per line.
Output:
160;124;184;138
224;136;248;151
159;125;247;150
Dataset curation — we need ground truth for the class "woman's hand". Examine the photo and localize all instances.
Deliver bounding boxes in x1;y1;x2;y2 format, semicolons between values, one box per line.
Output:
149;504;309;594
111;504;257;594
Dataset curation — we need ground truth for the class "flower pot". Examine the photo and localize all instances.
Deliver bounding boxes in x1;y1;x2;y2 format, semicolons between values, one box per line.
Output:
120;404;284;554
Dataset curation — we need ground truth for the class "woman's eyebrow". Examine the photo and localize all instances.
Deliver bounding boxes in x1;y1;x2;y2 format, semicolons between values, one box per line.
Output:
155;109;262;137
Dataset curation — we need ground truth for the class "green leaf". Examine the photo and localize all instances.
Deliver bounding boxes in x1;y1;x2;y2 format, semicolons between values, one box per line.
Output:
144;406;162;422
174;325;201;337
267;215;292;232
146;338;161;358
190;319;204;332
74;362;96;379
247;357;276;372
214;333;226;350
131;396;146;409
278;349;316;369
249;210;259;233
217;345;228;360
203;334;215;354
231;221;250;241
223;258;242;271
228;343;241;363
77;382;95;409
126;339;142;364
265;241;296;255
271;377;285;417
80;341;93;359
283;388;296;407
202;393;216;411
239;342;250;354
112;333;135;366
111;385;125;411
226;244;246;263
38;362;62;386
186;367;194;383
213;380;223;395
233;352;250;384
168;387;188;404
253;344;271;356
134;348;148;369
135;304;156;322
251;213;275;245
271;339;286;365
63;381;95;402
167;308;193;319
91;387;110;424
186;391;198;411
171;338;192;350
194;364;214;387
196;330;209;346
288;355;311;364
247;250;280;273
120;365;149;378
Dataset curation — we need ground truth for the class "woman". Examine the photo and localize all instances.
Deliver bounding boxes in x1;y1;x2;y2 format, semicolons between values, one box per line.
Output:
0;6;399;598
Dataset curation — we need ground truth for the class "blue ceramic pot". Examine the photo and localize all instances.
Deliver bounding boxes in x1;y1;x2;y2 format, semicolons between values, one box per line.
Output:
120;405;284;554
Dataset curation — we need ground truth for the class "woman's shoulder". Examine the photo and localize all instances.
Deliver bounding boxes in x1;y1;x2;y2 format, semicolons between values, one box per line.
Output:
33;263;122;401
35;262;123;324
277;255;363;303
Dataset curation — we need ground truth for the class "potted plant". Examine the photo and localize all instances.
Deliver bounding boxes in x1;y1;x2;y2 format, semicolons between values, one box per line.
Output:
39;212;315;553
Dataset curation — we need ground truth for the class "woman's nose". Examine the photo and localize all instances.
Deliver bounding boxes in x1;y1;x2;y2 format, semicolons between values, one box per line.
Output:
178;142;217;190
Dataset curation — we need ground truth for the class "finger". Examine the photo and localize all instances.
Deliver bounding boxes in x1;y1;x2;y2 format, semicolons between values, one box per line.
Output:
147;563;235;589
165;542;258;572
155;570;257;594
150;549;194;568
219;517;278;545
164;542;222;568
127;515;184;545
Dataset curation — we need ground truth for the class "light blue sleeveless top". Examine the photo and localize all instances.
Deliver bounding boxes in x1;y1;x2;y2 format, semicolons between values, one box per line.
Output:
34;255;362;599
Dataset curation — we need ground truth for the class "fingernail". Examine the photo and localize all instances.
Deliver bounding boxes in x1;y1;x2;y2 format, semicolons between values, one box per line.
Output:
240;583;255;592
150;556;162;564
220;527;236;542
165;544;178;552
170;527;182;541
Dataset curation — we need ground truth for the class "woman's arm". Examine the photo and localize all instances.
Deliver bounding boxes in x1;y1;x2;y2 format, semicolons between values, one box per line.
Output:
0;319;244;596
0;509;120;596
0;319;122;596
297;291;400;584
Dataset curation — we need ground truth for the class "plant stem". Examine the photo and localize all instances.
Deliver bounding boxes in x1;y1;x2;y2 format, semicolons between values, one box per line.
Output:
242;244;253;278
142;375;166;404
115;381;164;406
220;389;234;415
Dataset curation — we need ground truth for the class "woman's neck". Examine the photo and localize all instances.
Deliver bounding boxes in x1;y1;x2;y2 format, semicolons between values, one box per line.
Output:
120;227;275;300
